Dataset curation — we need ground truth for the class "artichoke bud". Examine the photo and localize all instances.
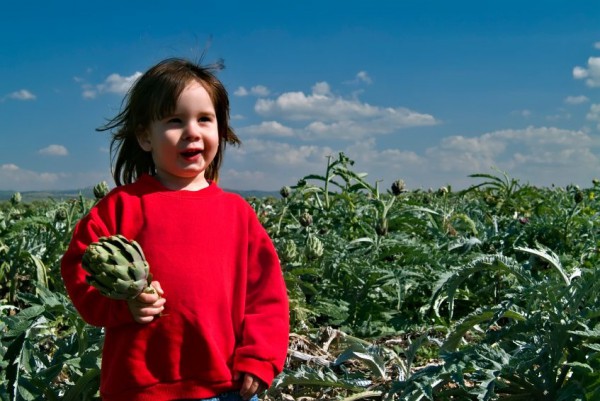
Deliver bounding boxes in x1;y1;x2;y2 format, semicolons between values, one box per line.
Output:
299;211;313;227
305;234;324;260
10;192;21;206
280;240;297;263
391;179;406;196
55;207;68;222
280;186;292;199
93;181;110;200
82;234;152;300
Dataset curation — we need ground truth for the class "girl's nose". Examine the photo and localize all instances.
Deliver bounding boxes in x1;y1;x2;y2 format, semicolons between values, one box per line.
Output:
183;122;202;141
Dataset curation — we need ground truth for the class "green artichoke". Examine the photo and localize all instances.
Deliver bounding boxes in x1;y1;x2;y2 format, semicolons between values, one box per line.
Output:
279;186;292;199
82;234;154;300
93;181;110;200
280;239;298;263
304;234;324;260
391;179;406;196
299;211;313;227
10;192;21;206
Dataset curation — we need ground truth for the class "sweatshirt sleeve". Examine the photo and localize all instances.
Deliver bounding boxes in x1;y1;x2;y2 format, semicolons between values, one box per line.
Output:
60;197;136;328
233;209;289;386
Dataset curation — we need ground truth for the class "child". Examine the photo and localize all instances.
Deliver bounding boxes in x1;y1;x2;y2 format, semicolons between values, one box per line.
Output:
61;58;289;401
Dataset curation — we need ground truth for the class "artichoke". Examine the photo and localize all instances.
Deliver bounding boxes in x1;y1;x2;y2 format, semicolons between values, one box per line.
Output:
299;211;313;227
304;234;324;260
82;234;154;300
10;192;21;206
93;181;110;200
391;179;406;196
280;239;298;263
279;186;292;199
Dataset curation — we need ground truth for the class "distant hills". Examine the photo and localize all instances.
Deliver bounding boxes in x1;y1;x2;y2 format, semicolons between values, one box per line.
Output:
0;187;280;203
0;189;96;203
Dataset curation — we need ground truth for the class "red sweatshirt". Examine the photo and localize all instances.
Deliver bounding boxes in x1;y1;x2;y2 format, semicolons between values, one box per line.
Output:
61;174;289;401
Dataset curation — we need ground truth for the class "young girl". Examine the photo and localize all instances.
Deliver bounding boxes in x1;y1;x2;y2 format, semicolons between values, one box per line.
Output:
61;58;289;401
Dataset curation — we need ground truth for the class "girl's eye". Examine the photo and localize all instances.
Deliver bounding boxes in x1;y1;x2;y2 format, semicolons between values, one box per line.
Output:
199;116;213;123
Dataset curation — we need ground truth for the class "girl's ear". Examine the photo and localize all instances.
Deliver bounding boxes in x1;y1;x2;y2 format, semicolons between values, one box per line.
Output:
136;128;152;152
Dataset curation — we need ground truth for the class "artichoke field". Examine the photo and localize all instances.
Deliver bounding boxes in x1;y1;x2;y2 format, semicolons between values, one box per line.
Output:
2;153;600;400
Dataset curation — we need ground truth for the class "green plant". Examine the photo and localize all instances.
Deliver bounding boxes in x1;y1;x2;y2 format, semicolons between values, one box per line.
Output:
394;246;600;400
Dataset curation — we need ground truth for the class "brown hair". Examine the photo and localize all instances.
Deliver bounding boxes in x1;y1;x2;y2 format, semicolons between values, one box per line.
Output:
97;57;240;186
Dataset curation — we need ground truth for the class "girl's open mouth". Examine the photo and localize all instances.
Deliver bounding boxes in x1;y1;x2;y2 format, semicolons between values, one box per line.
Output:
181;150;202;158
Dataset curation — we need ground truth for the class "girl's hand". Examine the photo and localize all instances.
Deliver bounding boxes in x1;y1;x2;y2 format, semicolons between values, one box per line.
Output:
237;372;266;400
127;281;165;324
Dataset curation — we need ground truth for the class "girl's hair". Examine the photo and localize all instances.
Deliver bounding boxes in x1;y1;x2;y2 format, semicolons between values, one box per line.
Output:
97;57;241;186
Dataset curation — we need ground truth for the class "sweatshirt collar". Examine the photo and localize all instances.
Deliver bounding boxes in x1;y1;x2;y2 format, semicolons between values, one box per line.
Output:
137;174;222;198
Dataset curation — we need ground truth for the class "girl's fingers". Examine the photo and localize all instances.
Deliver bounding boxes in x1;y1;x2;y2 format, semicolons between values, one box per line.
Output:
239;373;263;400
151;280;164;296
128;294;166;323
133;314;156;324
136;290;165;305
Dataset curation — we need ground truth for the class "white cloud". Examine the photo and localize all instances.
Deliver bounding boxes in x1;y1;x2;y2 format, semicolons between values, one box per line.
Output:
81;72;142;99
6;89;36;101
226;137;424;190
220;169;267;187
82;89;97;99
424;126;599;187
253;81;437;140
223;138;336;190
250;85;270;96
233;138;334;166
234;86;249;96
511;109;531;117
573;66;589;79
594;42;600;50
573;57;600;87
98;72;142;95
586;103;600;130
0;164;112;191
344;139;424;182
240;121;295;137
197;123;600;191
38;144;68;156
312;82;331;96
344;71;373;86
426;135;505;174
0;164;61;191
255;84;372;121
546;112;571;122
2;164;19;171
564;95;589;105
356;71;372;84
234;85;270;97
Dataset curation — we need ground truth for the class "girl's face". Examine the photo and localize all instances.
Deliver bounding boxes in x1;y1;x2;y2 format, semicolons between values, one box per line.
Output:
138;80;219;190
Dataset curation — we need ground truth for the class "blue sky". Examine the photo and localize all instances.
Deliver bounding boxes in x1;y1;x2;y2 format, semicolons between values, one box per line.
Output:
1;1;600;192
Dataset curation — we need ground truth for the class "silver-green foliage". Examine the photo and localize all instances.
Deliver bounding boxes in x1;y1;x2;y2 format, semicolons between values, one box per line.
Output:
2;158;600;400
